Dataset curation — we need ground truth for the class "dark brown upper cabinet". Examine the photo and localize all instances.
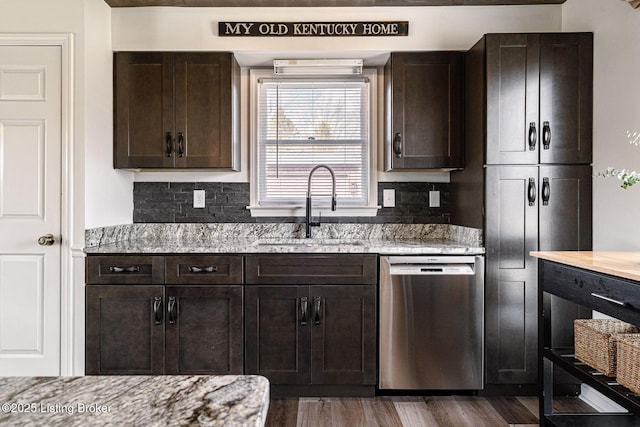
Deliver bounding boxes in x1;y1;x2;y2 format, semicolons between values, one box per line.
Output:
485;33;593;165
114;52;240;170
384;51;464;170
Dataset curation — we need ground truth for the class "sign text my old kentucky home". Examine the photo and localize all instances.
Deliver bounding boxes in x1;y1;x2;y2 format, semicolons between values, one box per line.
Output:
218;21;408;37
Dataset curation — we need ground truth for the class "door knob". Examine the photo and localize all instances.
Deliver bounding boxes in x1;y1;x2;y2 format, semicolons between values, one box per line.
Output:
38;234;55;246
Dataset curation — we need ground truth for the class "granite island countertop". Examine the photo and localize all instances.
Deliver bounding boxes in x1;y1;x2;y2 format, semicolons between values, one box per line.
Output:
0;375;269;427
84;223;485;255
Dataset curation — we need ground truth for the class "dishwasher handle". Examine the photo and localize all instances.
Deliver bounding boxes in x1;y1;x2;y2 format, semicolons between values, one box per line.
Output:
389;264;475;275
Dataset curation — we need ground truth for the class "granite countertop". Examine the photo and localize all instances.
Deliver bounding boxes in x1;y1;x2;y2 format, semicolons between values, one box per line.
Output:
0;375;269;427
84;223;485;255
531;251;640;282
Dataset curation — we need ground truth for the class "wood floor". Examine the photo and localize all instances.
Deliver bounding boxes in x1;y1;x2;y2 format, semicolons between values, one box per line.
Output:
266;396;597;427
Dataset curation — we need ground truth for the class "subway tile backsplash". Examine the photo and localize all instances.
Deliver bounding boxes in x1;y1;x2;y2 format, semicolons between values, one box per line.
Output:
133;182;449;224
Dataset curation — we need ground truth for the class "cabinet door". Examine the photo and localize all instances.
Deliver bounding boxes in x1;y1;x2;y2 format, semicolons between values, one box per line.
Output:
86;285;164;375
385;52;463;170
165;286;243;375
485;166;539;385
114;52;174;168
485;34;540;165
539;165;593;353
538;165;592;252
310;285;377;385
539;33;593;164
174;53;238;169
244;286;311;384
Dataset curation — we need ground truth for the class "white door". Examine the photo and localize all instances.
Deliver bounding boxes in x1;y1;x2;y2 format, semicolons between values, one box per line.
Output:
0;45;62;375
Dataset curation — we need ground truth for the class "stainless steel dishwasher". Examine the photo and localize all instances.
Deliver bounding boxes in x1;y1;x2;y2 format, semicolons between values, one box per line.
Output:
379;255;484;390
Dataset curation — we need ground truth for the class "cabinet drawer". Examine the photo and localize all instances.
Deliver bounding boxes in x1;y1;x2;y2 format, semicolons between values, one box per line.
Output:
86;255;164;285
245;254;377;285
542;260;640;325
165;255;242;285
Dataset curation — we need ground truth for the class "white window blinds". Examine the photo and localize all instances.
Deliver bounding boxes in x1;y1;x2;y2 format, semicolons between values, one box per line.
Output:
256;78;370;207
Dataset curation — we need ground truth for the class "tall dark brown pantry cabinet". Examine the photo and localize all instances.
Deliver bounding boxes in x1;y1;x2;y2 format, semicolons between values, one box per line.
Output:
114;52;240;170
451;33;593;393
384;52;464;170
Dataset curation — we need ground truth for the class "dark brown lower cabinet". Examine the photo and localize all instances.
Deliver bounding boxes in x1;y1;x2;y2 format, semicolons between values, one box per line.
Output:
165;286;243;375
86;285;164;375
86;284;243;375
483;165;592;390
244;285;376;392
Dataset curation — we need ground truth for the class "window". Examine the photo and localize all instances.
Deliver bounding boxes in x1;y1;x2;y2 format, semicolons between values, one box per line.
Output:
249;69;379;217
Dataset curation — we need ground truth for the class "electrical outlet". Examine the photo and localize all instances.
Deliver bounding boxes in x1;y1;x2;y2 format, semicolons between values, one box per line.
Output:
383;189;396;208
429;190;440;208
193;189;205;208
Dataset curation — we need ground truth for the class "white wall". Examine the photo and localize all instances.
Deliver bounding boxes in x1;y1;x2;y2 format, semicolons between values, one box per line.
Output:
84;1;133;229
0;0;133;230
111;5;562;185
562;0;640;250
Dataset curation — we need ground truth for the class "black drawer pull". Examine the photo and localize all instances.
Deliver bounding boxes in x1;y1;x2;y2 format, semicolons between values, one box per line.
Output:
542;178;550;206
165;132;173;157
177;132;184;157
393;132;403;157
528;122;537;151
188;266;217;273
313;296;322;325
167;296;177;324
153;297;163;325
527;178;536;206
542;121;551;150
591;292;628;307
300;297;309;326
109;266;141;273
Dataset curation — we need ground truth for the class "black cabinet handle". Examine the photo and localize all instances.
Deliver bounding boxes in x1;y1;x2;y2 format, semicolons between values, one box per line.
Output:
528;122;537;151
153;297;163;325
313;296;322;326
177;132;184;157
165;132;173;157
543;121;551;150
109;266;140;273
167;296;177;324
542;178;550;206
187;266;217;273
528;178;536;206
300;297;308;326
393;132;403;157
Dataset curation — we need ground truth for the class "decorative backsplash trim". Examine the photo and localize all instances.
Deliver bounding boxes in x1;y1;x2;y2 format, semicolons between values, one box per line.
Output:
133;182;450;224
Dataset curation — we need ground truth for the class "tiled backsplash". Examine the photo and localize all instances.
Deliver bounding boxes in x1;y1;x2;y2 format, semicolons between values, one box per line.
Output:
133;182;450;224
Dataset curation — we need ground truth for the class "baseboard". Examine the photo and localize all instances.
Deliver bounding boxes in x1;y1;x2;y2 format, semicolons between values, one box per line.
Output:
579;384;628;413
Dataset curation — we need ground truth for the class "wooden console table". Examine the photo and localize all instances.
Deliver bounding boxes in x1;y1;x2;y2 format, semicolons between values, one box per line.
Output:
533;251;640;426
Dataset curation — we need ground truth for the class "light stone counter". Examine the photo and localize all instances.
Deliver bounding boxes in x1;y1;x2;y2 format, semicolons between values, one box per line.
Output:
84;223;484;255
0;375;269;427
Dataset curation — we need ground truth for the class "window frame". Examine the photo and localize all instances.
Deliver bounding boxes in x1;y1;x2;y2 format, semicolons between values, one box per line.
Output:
248;67;380;217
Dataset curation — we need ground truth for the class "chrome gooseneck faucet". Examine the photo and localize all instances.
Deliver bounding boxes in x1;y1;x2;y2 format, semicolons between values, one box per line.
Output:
305;164;337;238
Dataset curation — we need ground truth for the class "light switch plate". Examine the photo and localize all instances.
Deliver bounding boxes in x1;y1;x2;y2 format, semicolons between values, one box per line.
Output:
193;189;206;208
383;189;396;208
429;190;440;208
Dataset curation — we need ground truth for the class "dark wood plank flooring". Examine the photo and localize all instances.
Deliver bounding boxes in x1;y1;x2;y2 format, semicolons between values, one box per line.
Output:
266;396;597;427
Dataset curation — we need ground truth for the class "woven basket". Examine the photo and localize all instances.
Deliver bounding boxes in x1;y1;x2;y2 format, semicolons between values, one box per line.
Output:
616;335;640;393
574;319;639;376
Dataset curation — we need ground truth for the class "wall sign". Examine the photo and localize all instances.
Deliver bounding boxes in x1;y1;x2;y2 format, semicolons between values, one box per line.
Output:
218;21;408;37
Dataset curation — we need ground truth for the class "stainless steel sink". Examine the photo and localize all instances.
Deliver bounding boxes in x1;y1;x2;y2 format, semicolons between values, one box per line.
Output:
255;239;363;247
